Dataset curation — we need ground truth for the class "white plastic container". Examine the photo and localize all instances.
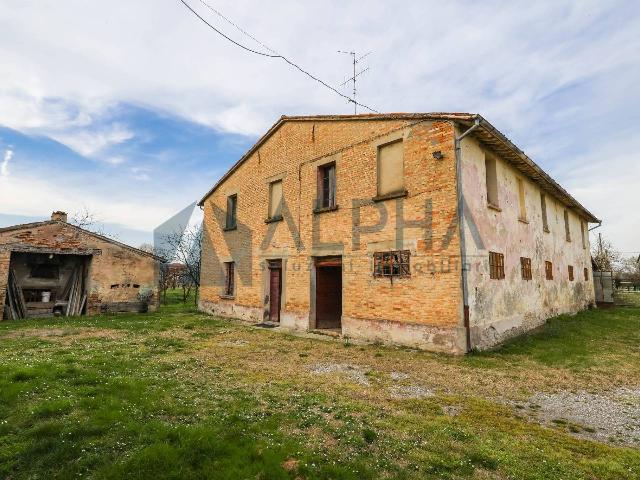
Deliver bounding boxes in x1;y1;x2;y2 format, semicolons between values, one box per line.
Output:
41;291;51;303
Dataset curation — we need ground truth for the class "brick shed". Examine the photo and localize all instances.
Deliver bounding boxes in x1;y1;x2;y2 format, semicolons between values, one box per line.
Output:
197;113;599;353
0;212;162;320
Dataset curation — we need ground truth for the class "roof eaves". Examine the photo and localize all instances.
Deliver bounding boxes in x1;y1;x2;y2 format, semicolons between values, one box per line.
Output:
197;115;288;206
197;113;475;206
0;220;165;261
468;116;600;223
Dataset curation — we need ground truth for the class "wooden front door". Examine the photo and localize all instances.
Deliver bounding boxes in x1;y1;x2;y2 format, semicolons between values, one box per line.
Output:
268;260;282;322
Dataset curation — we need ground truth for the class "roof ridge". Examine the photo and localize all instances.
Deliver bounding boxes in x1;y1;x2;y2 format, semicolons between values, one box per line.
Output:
0;220;164;261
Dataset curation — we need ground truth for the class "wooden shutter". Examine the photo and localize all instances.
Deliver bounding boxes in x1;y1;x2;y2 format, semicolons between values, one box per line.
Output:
485;156;498;206
378;140;404;196
541;194;549;232
226;195;237;229
269;180;283;219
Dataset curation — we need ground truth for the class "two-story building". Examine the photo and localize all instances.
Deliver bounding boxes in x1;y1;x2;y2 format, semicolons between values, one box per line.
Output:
197;113;599;353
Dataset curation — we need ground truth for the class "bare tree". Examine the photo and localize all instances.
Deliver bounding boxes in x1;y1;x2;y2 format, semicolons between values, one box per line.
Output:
618;255;640;286
591;233;621;272
138;243;155;254
137;243;171;303
160;225;202;306
70;207;119;240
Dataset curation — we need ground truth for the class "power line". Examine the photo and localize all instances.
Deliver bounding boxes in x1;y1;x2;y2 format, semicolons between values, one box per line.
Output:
196;0;279;55
178;0;380;114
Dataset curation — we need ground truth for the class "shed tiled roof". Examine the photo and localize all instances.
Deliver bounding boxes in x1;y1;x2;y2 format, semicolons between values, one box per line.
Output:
0;220;165;261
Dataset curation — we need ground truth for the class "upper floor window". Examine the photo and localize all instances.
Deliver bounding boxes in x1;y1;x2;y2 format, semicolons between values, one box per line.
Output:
377;140;404;197
581;221;587;249
317;162;336;210
568;265;574;282
517;177;527;222
373;250;410;278
489;251;505;279
584;267;589;281
540;194;549;232
485;155;499;208
225;194;237;230
268;180;283;221
564;209;571;242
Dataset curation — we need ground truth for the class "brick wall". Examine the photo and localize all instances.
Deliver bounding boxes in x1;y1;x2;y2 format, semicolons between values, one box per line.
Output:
200;118;465;352
0;250;10;319
0;222;160;318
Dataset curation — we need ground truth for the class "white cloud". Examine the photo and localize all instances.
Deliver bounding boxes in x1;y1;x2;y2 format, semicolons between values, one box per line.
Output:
0;149;13;177
48;123;134;158
105;156;126;166
0;168;176;232
0;0;638;248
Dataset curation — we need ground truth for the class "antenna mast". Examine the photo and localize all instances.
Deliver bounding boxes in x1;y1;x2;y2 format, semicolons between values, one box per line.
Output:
338;51;371;114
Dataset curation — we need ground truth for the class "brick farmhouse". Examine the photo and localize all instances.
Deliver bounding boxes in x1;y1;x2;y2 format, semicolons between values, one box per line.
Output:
0;212;162;319
198;114;599;353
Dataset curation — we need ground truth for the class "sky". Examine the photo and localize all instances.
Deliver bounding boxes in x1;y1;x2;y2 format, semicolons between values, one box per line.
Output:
0;0;638;254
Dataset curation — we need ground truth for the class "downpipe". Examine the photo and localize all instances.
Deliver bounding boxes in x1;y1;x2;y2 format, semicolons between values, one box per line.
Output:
455;117;481;352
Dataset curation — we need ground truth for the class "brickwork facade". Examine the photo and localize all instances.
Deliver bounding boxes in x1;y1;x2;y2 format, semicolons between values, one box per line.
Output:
198;114;599;353
200;117;467;352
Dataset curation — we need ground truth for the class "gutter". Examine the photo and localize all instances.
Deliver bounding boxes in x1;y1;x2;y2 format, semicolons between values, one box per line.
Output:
588;221;603;232
455;117;481;353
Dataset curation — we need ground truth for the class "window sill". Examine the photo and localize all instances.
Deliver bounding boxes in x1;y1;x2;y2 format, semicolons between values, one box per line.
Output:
487;203;502;212
223;225;237;232
543;227;550;233
220;294;235;300
373;275;411;280
372;190;408;203
518;218;529;224
313;205;339;214
264;215;283;224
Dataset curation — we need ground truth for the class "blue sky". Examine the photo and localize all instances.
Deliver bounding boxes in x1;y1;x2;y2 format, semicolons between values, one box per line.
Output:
0;0;638;253
0;103;252;244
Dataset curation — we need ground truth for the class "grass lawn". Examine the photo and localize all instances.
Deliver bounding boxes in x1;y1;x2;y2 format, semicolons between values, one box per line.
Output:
1;292;639;479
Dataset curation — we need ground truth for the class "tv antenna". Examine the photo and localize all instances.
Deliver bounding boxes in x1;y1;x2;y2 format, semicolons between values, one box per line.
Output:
338;50;371;114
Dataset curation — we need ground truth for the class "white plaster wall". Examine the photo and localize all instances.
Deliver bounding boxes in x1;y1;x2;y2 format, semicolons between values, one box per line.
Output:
459;135;596;349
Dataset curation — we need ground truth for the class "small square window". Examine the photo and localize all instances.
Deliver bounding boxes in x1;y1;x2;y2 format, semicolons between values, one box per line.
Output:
489;252;505;280
373;250;410;278
520;257;532;281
